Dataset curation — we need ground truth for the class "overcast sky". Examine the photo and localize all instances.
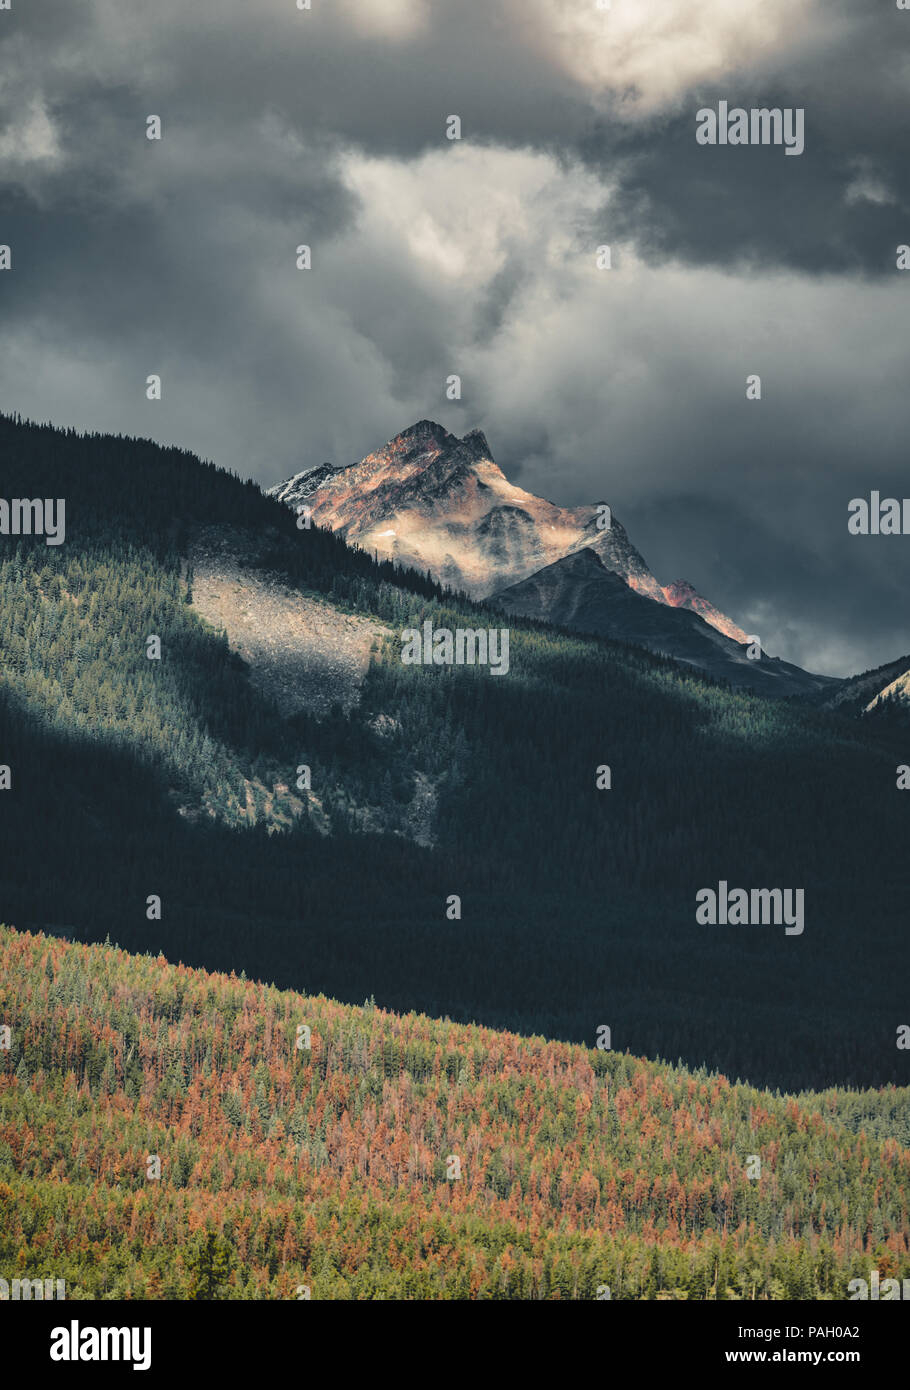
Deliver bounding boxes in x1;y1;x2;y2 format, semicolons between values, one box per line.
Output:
2;0;909;675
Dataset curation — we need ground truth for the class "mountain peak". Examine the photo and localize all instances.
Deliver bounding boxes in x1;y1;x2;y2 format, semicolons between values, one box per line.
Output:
269;424;668;601
494;551;833;698
554;547;608;573
462;427;493;461
391;419;451;448
267;424;745;647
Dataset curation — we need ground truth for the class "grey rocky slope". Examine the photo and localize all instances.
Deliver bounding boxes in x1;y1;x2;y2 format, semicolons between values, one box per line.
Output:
492;549;837;699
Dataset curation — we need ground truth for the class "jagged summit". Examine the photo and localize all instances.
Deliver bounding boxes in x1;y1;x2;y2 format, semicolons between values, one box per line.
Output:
266;419;842;693
268;421;667;603
267;423;752;660
392;418;452;448
461;426;493;461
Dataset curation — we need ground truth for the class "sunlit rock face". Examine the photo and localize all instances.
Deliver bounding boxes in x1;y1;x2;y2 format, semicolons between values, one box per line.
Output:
268;420;841;696
269;420;675;607
865;667;910;714
661;579;749;645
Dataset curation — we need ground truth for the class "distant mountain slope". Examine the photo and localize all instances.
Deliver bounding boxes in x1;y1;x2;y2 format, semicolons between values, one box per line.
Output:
268;422;746;632
3;924;909;1300
492;549;835;699
806;654;910;716
3;411;909;1091
866;667;910;713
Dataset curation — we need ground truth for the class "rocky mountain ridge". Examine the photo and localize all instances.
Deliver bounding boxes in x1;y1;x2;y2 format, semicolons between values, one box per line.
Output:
492;549;835;698
270;421;739;617
269;421;833;696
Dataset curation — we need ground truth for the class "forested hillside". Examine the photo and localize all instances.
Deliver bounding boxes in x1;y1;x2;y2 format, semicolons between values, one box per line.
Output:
1;413;909;1089
1;926;908;1300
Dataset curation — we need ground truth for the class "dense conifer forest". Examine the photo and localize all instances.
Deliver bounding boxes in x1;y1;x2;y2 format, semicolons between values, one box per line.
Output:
1;413;909;1090
1;926;908;1300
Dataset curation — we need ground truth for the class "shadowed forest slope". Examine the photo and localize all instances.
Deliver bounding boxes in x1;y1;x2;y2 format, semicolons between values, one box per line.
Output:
1;413;909;1090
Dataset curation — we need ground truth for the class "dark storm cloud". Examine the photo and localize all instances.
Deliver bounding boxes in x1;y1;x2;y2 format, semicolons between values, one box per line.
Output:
578;116;907;277
10;0;906;272
1;0;909;674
